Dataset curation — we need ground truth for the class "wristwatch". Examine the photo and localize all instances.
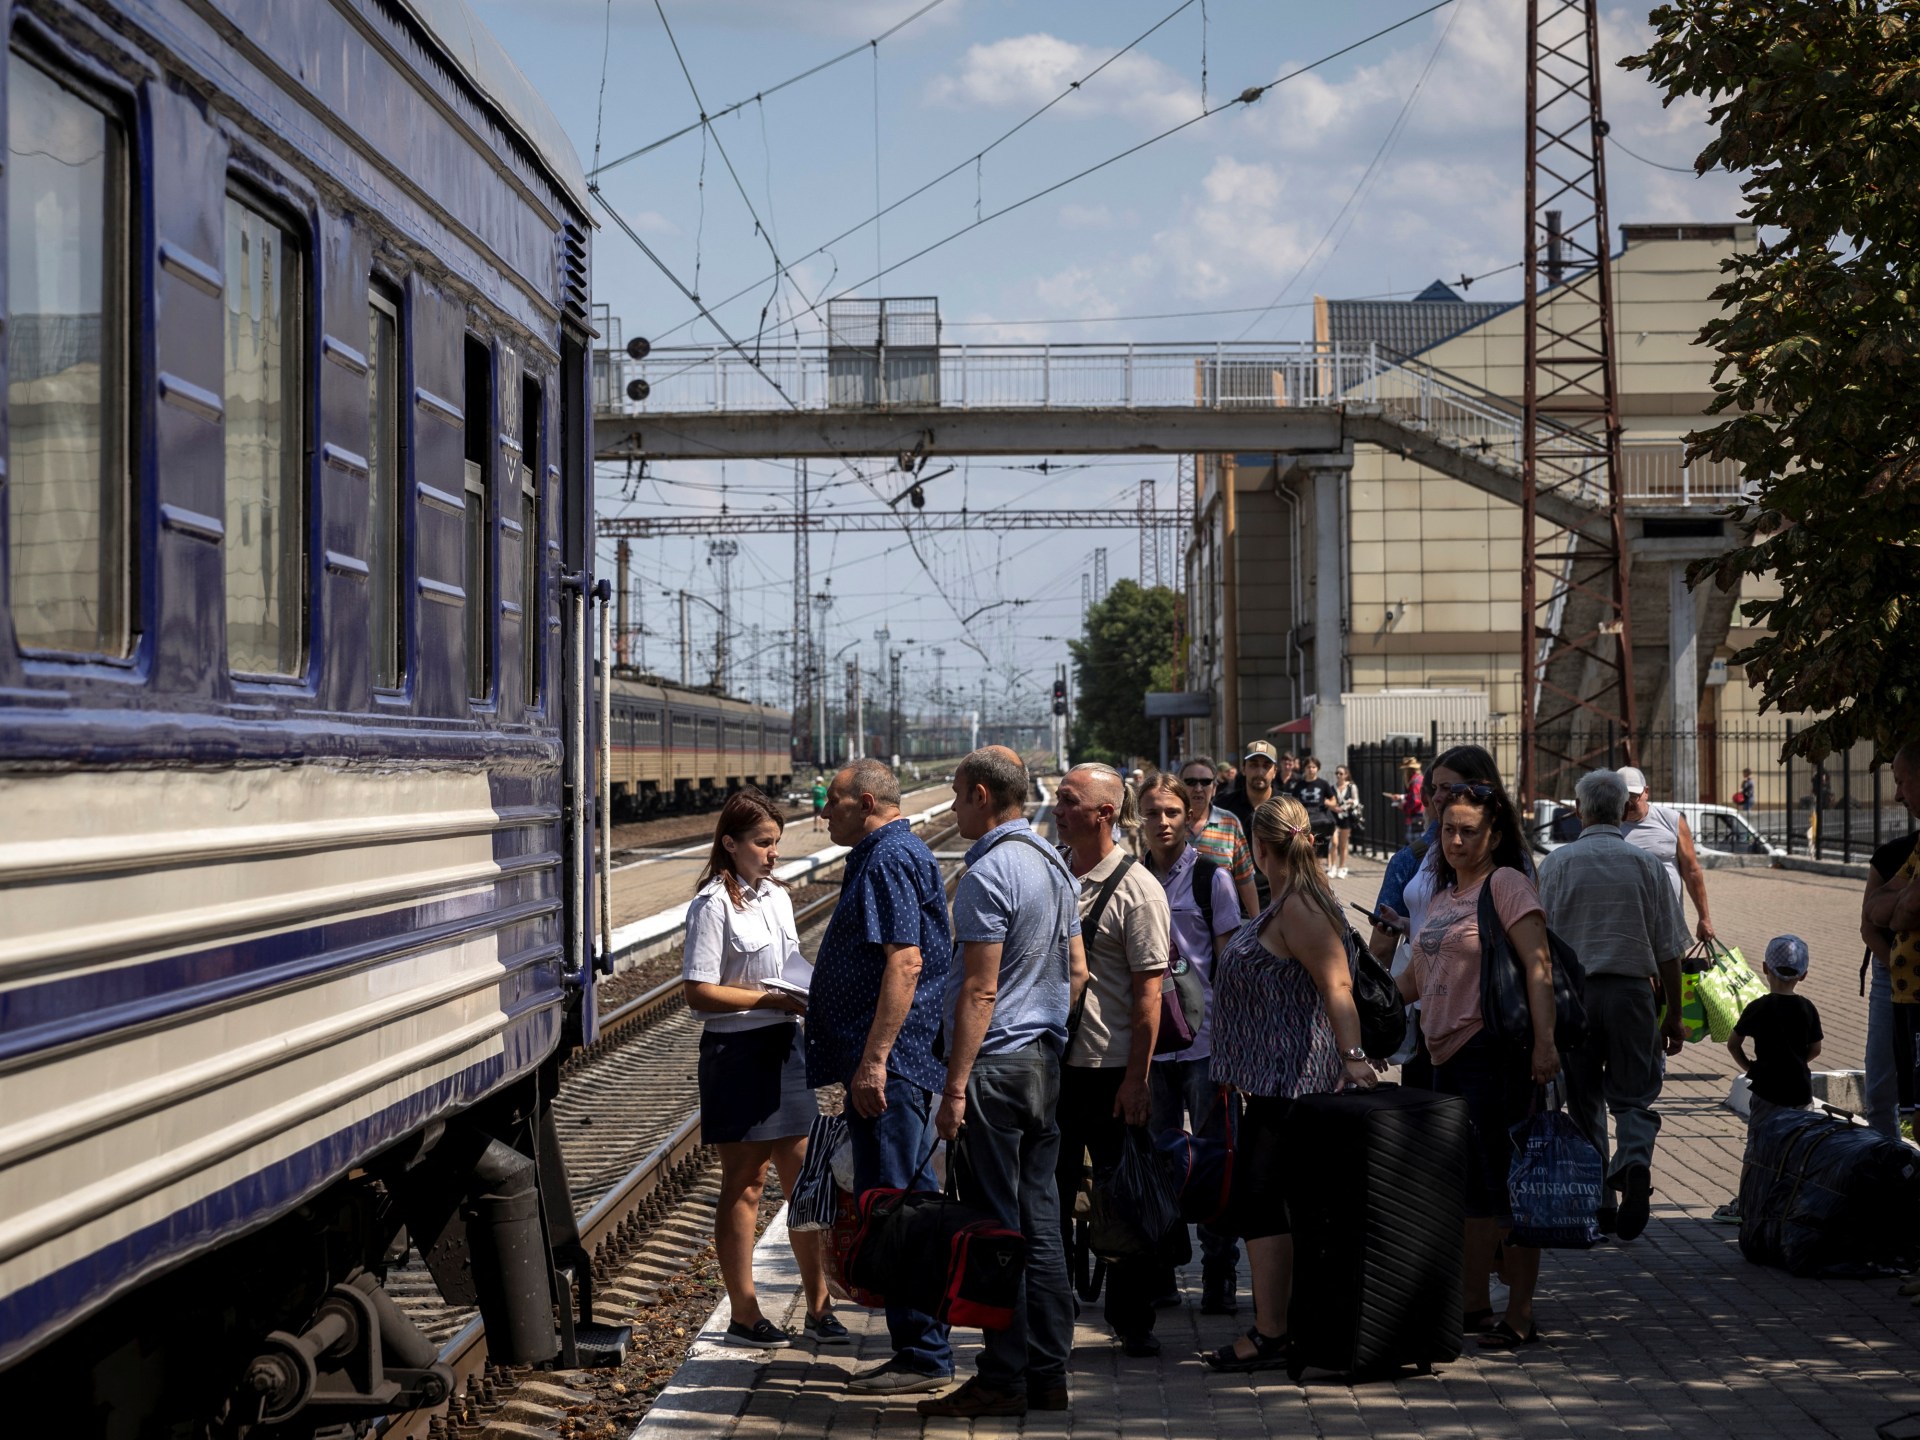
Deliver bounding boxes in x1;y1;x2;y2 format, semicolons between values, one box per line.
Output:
1341;1046;1368;1062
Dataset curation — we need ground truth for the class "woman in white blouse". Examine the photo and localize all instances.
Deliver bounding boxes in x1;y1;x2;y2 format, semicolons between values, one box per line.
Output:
682;789;844;1347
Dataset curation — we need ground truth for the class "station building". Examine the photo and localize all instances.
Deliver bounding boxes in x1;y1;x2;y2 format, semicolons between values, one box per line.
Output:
1184;222;1788;802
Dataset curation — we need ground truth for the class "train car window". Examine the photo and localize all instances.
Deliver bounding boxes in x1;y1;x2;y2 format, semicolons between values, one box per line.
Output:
224;193;305;677
367;285;403;689
520;374;540;708
7;50;131;658
462;336;491;701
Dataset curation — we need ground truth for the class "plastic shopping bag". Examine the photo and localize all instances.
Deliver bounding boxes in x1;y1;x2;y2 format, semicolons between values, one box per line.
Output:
1086;1126;1182;1262
1506;1104;1604;1250
1696;940;1767;1043
1658;942;1713;1043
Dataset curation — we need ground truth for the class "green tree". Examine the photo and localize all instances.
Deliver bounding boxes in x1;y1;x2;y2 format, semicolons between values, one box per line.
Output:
1068;580;1178;764
1626;3;1920;760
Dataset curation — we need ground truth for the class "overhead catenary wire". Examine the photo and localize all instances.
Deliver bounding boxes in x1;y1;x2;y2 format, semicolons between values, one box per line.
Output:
1235;0;1465;340
588;0;955;179
650;0;820;347
642;0;1206;344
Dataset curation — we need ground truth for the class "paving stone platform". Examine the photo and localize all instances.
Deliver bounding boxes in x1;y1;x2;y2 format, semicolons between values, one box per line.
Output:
636;858;1920;1440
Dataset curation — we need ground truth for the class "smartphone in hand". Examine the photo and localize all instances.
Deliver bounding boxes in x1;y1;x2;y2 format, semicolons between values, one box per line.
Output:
1352;900;1405;934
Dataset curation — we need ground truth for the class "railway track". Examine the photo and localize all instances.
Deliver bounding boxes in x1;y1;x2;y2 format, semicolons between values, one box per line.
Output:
385;819;963;1439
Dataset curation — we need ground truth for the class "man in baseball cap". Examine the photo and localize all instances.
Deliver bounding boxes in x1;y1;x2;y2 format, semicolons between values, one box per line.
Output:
1220;742;1279;907
1617;766;1718;944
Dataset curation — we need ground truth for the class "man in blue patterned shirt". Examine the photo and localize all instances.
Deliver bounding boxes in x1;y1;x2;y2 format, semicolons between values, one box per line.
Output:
810;757;954;1392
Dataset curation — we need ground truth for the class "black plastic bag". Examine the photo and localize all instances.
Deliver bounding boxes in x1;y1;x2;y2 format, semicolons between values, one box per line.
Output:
1085;1126;1182;1263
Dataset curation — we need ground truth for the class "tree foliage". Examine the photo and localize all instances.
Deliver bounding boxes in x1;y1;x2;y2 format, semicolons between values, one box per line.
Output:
1068;580;1178;764
1626;2;1920;759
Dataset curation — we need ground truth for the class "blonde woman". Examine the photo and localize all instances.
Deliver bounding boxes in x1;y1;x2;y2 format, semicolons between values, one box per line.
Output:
1201;795;1377;1372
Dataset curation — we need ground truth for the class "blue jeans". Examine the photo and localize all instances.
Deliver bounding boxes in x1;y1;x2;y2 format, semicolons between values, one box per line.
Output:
845;1072;952;1376
1866;960;1900;1139
955;1046;1072;1391
1148;1057;1239;1273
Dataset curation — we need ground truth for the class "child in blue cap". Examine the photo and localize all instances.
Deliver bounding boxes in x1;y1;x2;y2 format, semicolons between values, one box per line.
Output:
1713;935;1823;1224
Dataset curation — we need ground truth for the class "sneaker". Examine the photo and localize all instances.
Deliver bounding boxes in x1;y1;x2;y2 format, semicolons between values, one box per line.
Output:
916;1377;1025;1418
1711;1202;1741;1226
1338;867;1350;879
723;1317;791;1348
805;1308;850;1345
1120;1332;1161;1358
1201;1263;1238;1315
847;1359;952;1395
1151;1288;1182;1309
1616;1164;1653;1241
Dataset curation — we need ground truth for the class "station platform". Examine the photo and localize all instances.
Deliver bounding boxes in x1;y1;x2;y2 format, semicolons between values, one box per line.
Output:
636;857;1920;1439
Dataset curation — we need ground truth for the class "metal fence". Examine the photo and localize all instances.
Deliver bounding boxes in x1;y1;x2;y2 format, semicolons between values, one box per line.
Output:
1349;722;1915;867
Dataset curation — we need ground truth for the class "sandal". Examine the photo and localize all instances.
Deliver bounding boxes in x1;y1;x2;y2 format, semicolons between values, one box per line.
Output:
1202;1326;1290;1372
1463;1307;1498;1333
1476;1320;1540;1350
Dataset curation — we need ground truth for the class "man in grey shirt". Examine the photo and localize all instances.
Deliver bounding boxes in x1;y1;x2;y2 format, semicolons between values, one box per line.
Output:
1538;768;1690;1243
923;747;1087;1420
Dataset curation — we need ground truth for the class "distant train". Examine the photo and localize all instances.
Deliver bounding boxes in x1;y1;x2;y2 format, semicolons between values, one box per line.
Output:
605;672;793;816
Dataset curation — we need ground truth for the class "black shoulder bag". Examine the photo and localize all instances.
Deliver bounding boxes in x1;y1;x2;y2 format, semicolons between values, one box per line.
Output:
1066;854;1135;1047
1476;878;1590;1052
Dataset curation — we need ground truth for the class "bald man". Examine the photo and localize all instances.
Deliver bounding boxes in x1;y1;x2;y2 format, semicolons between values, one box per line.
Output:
1053;763;1171;1358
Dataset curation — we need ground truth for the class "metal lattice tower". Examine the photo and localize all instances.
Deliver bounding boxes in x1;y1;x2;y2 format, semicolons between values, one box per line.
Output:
1520;0;1636;803
1093;548;1108;604
1137;479;1158;587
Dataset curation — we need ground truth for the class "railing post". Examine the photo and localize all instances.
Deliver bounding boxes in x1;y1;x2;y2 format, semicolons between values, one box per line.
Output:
1680;459;1691;508
1214;340;1223;407
1126;342;1134;410
1043;343;1051;408
959;343;967;410
1784;720;1796;856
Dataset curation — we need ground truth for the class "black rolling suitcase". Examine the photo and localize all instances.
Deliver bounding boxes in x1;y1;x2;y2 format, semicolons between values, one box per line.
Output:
1283;1084;1470;1381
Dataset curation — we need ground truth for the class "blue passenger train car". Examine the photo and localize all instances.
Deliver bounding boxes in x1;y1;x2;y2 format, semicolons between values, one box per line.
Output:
0;0;606;1432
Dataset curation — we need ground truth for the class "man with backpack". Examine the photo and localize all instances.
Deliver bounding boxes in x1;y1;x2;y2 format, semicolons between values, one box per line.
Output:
923;747;1086;1419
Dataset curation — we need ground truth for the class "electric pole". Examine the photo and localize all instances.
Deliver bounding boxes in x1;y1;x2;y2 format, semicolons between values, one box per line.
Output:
707;539;737;695
811;585;834;767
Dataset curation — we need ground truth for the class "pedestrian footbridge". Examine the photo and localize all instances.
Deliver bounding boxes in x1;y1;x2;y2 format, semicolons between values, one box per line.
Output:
591;339;1748;526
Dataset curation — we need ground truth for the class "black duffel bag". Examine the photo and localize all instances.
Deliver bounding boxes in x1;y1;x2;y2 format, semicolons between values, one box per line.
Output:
842;1157;1027;1330
1739;1106;1920;1276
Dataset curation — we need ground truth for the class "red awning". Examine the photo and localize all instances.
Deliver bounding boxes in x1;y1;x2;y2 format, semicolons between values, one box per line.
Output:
1267;716;1312;735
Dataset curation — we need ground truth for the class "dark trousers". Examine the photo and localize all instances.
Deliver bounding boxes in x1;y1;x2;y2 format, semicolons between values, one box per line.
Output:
955;1046;1073;1391
1148;1057;1239;1274
1563;974;1664;1195
1055;1064;1157;1339
846;1072;952;1376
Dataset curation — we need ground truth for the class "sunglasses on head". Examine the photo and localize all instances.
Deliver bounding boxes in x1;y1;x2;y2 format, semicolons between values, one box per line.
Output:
1435;782;1498;801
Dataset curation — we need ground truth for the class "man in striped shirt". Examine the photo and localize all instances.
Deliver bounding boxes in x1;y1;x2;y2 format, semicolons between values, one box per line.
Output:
1179;756;1259;918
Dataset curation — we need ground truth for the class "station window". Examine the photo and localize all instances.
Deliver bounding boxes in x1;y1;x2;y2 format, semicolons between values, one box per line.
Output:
6;49;131;657
463;336;491;701
520;375;541;708
368;285;403;689
223;192;305;677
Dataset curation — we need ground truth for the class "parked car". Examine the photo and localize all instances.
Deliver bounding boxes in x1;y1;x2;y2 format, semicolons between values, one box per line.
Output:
1528;799;1783;861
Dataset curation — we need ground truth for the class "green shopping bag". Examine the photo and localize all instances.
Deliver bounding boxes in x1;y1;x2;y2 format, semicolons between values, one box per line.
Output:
1658;942;1713;1043
1695;939;1767;1043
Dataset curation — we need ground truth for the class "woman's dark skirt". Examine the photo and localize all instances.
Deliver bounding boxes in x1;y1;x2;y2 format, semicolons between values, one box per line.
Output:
698;1022;817;1144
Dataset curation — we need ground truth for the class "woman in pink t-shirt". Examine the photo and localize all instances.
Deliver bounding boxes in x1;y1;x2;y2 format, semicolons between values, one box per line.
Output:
1397;780;1558;1351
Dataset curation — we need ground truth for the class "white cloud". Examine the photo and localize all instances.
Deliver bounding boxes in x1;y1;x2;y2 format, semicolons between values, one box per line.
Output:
929;34;1200;128
627;209;681;235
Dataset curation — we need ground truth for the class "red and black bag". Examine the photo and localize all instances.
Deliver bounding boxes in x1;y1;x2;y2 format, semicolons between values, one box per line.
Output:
838;1167;1027;1330
1153;1085;1238;1226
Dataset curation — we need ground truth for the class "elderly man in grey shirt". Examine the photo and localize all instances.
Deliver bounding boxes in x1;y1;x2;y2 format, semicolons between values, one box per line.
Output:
1538;769;1690;1243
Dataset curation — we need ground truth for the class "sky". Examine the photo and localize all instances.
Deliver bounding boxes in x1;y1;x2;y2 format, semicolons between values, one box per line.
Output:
470;0;1745;727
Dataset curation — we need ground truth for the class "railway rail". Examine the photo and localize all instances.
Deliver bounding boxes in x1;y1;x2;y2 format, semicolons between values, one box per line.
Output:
387;819;964;1438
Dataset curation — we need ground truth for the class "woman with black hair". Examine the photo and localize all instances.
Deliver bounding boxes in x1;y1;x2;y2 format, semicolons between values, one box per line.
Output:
1395;778;1559;1351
